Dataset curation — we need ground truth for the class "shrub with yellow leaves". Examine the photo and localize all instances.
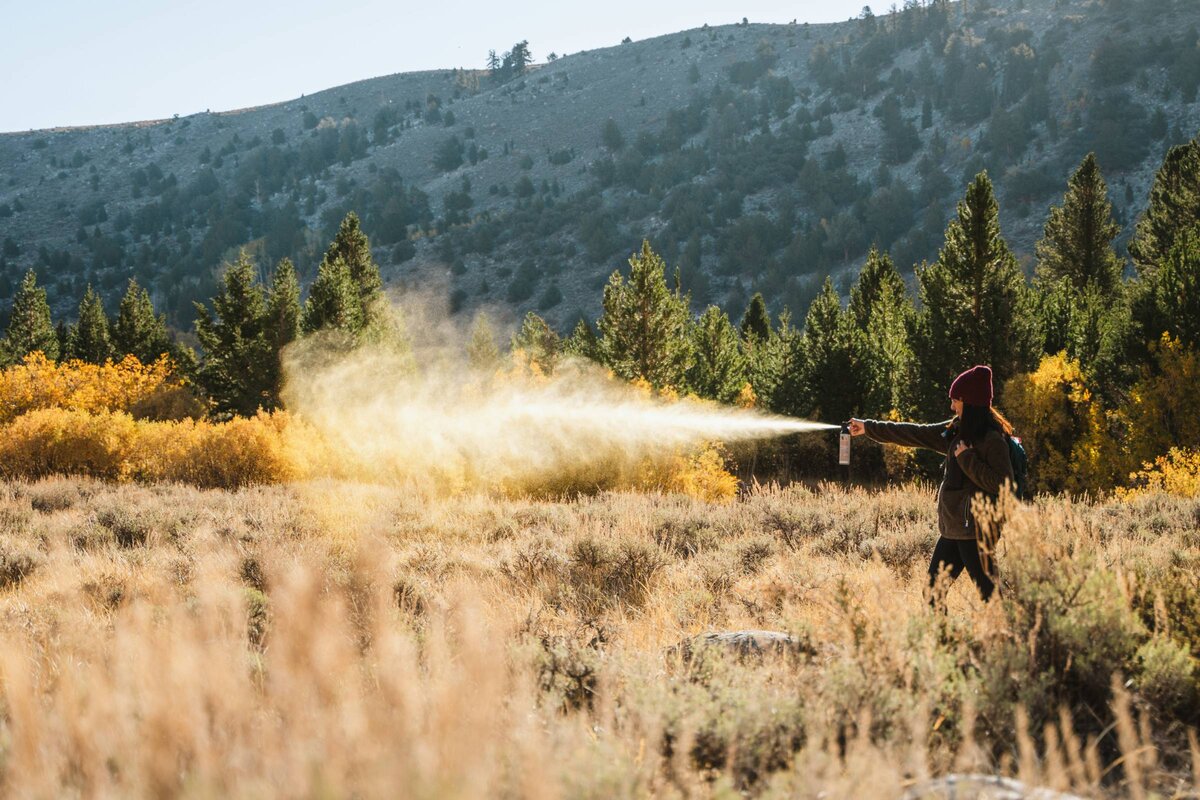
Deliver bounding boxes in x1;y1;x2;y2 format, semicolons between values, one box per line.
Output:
0;409;317;489
1118;334;1200;471
654;443;740;502
1004;352;1123;494
0;352;201;424
128;411;315;488
1120;448;1200;499
735;382;757;410
0;408;139;481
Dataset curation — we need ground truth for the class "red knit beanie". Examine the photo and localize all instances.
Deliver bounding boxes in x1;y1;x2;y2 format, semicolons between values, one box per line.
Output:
949;365;993;406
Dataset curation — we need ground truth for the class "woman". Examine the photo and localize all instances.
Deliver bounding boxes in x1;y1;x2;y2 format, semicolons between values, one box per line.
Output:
848;364;1014;605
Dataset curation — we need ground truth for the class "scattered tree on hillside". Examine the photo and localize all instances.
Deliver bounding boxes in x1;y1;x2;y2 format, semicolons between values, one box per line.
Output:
434;136;465;172
601;119;625;152
510;41;533;74
486;41;535;84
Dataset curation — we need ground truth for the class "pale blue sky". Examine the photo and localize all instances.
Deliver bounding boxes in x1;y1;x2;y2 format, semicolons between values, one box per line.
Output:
1;0;871;132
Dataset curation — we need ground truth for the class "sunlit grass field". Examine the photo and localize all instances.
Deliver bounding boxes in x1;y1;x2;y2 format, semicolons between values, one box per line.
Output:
0;478;1196;798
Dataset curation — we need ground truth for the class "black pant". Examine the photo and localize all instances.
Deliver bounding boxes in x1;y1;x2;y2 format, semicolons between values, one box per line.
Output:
928;536;996;605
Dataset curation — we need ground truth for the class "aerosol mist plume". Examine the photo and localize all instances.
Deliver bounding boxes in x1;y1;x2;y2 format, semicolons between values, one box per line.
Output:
281;301;837;495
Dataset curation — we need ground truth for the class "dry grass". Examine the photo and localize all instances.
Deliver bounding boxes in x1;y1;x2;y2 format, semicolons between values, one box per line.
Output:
0;478;1196;798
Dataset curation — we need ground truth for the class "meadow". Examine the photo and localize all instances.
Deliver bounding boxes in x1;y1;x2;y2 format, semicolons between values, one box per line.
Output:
0;476;1196;798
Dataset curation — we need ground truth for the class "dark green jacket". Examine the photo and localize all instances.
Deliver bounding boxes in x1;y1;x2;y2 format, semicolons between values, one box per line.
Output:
863;419;1015;541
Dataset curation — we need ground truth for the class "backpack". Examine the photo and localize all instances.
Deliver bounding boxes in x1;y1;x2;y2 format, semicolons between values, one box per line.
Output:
1006;434;1029;501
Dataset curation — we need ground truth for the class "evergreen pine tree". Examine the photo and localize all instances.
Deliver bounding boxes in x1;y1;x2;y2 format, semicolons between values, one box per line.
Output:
601;118;625;151
71;285;113;363
739;292;772;343
265;258;302;351
687;305;746;403
312;212;384;336
1128;137;1200;345
1034;276;1076;356
1154;226;1200;349
1;270;58;365
510;41;533;75
55;320;72;363
757;310;800;414
466;312;502;372
511;311;560;374
597;240;693;390
303;255;361;336
792;277;861;422
1035;153;1123;294
911;172;1033;415
848;249;915;415
1129;136;1200;276
261;258;302;409
194;252;271;418
1073;283;1137;397
112;278;174;364
849;247;906;328
563;318;601;362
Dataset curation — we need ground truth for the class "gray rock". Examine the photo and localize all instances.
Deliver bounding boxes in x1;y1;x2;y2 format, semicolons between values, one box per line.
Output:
667;629;811;664
900;774;1087;800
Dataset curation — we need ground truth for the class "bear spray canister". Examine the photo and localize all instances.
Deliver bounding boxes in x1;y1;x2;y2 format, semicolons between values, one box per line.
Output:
839;424;851;466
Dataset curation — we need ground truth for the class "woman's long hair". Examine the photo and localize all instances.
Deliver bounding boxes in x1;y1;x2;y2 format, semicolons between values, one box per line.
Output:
958;403;1014;445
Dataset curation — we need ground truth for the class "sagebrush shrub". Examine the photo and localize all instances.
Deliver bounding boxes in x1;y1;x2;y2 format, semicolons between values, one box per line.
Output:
0;538;43;589
982;510;1149;737
1134;637;1199;723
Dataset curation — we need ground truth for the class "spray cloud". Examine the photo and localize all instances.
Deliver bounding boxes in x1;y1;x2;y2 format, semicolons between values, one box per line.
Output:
281;303;836;494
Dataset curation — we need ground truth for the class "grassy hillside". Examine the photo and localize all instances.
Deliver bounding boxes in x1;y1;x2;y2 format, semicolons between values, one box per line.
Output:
0;477;1196;796
2;0;1199;331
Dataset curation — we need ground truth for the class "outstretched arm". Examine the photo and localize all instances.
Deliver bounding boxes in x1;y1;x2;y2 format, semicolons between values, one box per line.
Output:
851;418;952;455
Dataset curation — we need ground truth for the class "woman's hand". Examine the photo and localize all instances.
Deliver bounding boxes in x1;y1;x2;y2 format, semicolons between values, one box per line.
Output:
954;441;971;457
848;419;866;437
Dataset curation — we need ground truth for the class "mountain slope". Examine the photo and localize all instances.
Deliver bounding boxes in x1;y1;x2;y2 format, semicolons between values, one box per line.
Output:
1;0;1198;331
